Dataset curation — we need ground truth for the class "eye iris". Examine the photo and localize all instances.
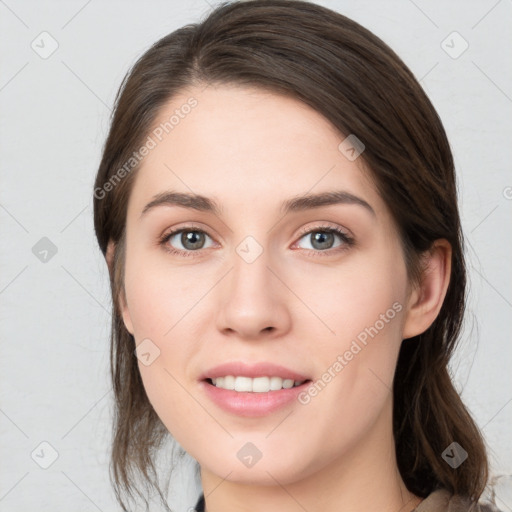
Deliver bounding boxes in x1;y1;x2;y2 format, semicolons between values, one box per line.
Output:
311;231;334;250
181;231;204;250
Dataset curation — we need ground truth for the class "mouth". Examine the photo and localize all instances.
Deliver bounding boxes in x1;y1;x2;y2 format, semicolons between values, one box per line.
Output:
200;376;313;417
198;361;313;416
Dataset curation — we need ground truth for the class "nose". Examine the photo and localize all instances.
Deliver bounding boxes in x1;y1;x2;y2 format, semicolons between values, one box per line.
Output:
215;245;292;341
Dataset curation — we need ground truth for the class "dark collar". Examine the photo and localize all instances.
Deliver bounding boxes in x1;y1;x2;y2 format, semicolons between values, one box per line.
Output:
193;493;205;512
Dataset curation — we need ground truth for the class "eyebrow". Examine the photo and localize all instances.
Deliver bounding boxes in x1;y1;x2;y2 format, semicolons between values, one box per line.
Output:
140;189;375;218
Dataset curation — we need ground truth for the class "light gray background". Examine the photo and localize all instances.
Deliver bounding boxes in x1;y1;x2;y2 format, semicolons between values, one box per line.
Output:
1;0;511;511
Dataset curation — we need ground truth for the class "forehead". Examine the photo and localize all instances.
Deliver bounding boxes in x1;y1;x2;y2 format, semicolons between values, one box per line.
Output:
127;84;383;218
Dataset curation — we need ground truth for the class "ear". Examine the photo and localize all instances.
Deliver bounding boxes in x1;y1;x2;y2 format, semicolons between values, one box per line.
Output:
106;239;115;274
402;239;452;340
106;239;134;335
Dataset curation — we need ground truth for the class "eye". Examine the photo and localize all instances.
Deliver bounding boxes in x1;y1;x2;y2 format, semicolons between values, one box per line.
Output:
294;224;354;255
159;226;216;257
158;223;354;258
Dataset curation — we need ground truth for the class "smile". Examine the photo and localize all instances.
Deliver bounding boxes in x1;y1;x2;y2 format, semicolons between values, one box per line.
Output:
208;376;307;392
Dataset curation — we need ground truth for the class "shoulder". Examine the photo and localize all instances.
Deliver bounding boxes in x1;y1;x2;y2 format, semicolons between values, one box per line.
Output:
414;488;504;512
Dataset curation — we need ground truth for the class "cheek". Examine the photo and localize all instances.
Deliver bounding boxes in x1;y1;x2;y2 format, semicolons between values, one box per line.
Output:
288;247;407;352
123;248;201;340
292;248;407;417
287;278;405;476
122;246;211;421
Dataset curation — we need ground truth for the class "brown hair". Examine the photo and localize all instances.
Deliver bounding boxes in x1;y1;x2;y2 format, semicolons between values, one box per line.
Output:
93;1;489;509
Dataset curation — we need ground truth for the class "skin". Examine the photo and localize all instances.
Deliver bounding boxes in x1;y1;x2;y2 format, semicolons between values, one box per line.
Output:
109;84;451;512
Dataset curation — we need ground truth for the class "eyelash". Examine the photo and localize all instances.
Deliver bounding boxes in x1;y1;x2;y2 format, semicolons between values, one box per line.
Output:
158;224;355;259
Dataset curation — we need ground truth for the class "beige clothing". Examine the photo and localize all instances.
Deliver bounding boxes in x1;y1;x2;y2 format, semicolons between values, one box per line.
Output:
414;489;501;512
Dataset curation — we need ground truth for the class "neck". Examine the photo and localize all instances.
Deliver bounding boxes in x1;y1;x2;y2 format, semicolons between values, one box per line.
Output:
199;398;423;512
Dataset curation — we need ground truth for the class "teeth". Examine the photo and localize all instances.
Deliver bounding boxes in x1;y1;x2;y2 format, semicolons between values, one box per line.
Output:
211;376;306;392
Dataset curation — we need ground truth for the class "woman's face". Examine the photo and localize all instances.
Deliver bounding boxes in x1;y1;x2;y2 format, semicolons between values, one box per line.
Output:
118;84;416;486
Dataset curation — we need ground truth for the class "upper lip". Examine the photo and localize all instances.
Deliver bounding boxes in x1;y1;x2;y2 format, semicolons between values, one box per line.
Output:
199;362;311;382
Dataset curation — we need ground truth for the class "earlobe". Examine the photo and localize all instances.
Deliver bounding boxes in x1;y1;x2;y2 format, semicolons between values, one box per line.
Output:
106;239;134;336
402;239;452;340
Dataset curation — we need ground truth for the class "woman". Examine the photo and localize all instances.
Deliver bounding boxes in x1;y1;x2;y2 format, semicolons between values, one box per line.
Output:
93;1;501;511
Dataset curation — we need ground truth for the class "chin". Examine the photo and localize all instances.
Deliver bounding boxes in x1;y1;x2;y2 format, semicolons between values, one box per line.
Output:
200;445;319;487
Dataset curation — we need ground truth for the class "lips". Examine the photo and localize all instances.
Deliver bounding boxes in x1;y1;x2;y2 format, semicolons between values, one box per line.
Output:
198;361;311;382
200;376;312;417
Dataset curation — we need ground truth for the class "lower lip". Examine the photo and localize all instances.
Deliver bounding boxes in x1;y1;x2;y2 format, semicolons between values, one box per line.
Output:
200;379;312;417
